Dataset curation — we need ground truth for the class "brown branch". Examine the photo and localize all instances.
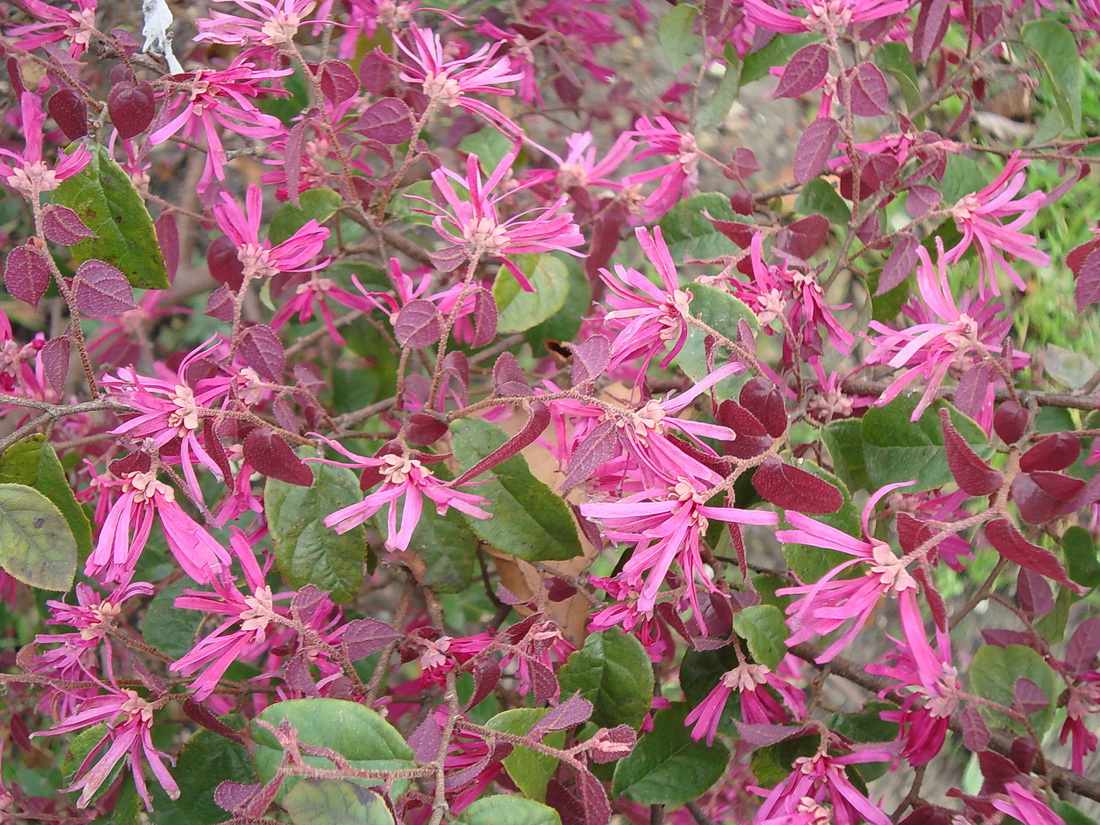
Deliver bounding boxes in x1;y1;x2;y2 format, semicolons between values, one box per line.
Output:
841;377;1100;411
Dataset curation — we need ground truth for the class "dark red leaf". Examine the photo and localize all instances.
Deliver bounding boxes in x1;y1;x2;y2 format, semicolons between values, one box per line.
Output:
203;417;235;484
773;43;829;99
560;420;618;491
357;97;414;143
547;780;588;825
357;49;394;95
394;299;442;348
1020;432;1080;472
847;63;890;116
238;324;285;381
586;210;625;277
914;0;951;63
72;259;137;317
408;713;443;762
4;244;51;309
1013;678;1048;715
952;365;990;423
794;117;839;184
108;81;156;140
959;704;989;752
453;402;550;485
706;212;755;247
244;429;313;487
739;377;787;437
155;212;179;281
775;215;830;260
586;725;636;763
341;618;401;659
752;456;843;513
1068;237;1100;277
1016;568;1053;616
571;334;611;387
1012;471;1083;524
940;409;1001;496
532;693;593;733
493;352;532;396
716;399;772;458
283;119;309;207
48;88;88;140
429;244;468;272
285;654;320;696
1009;737;1038;775
576;770;611;825
405;412;449;446
1064;616;1100;675
40;335;70;396
993;401;1028;445
911;563;948;631
984;518;1083;591
725;147;762;180
207;234;245;291
471;286;497;347
319;60;358;103
41;204;95;245
183;698;245;744
205;285;235;322
906;185;941;220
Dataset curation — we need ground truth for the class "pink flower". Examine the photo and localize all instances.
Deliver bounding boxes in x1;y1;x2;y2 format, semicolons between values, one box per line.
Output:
309;438;491;551
213;183;330;282
0;93;91;200
542;131;637;194
776;481;917;662
392;23;525;135
6;0;98;58
743;0;910;35
195;0;320;48
412;145;585;290
992;782;1067;825
684;662;805;745
943;151;1050;296
622;116;700;220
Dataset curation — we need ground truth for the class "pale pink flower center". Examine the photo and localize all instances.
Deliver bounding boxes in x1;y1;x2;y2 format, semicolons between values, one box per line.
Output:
120;690;154;724
261;12;303;46
380;454;421;485
797;797;833;824
419;637;451;670
237;367;265;406
868;542;916;593
722;663;770;692
793;270;822;294
558;162;588;190
169;385;201;432
626;401;667;440
463;216;510;255
657;289;693;340
125;470;175;504
926;664;960;717
424;71;463;106
944;314;977;352
79;601;120;641
952;193;982;223
678;134;700;175
240;586;275;633
238;243;277;281
7;161;59;198
808;0;854;30
757;289;788;325
65;9;97;46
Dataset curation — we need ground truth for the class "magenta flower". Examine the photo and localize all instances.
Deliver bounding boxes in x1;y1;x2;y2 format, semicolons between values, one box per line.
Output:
684;662;805;746
622;116;701;220
776;481;918;662
310;437;491;551
411;146;585;290
0;93;91;200
754;745;893;825
195;0;320;48
943;151;1050;296
992;782;1067;825
6;0;98;57
392;23;525;135
743;0;910;35
542;130;637;194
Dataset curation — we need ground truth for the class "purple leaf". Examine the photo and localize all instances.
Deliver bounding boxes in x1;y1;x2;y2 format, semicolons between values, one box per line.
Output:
48;88;88;140
207;235;245;291
453;402;550;484
739;377;787;437
960;704;989;751
985;518;1083;592
571;334;611;387
341;618;401;659
878;235;918;295
357;50;395;95
357;98;414;144
993;401;1028;445
108;81;156;140
775;215;829;260
438;351;469;408
183;698;245;743
1012;471;1084;524
727;147;762;179
41;205;95;245
4;244;51;309
752;456;843;513
283;119;309;207
940;408;1001;496
914;0;952;63
1016;568;1053;616
493;353;532;396
319;60;358;104
471;286;497;347
578;770;612;825
394;299;443;348
72;260;137;318
906;185;941;220
1020;432;1080;473
203;417;235;484
773;44;829;99
1013;678;1048;715
405;412;449;446
1064;616;1100;675
1074;247;1100;313
586;725;636;763
214;782;259;814
560;420;618;491
794;117;839;185
239;324;285;381
155;212;179;281
847;63;890;116
244;429;313;487
953;365;990;423
465;656;502;711
40;335;70;396
408;713;443;762
546;780;588;825
205;285;235;322
533;693;594;733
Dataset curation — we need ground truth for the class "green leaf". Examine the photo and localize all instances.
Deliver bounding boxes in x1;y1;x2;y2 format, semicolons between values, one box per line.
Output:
861;397;992;492
458;796;562;825
679;648;739;739
795;178;850;225
970;645;1059;736
750;732;820;788
732;605;788;669
494;254;570;333
1063;525;1100;589
1054;801;1100;825
875;42;924;128
404;505;480;594
142;578;203;659
265;462;366;603
63;722;108;780
0;483;77;590
557;630;653;729
150;728;256;825
826;701;898;782
252;699;415;792
450;418;581;561
781;493;861;584
1035;585;1073;645
612;704;728;806
0;434;92;559
659;193;748;261
741;33;818;86
268;188;342;245
698;44;740;129
1022;20;1082;134
658;4;701;73
94;777;140;825
524;255;591;351
672;283;758;399
391;179;438;226
866;267;911;324
940;154;988;205
485;708;566;802
283;780;395;825
821;418;869;492
459;129;515;174
52;144;168;290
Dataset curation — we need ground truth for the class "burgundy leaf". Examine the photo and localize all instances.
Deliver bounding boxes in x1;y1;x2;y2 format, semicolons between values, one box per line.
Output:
493;352;532;396
897;512;938;556
911;563;948;631
1009;737;1038;775
560;420;617;490
940;409;1001;496
577;770;612;825
793;117;839;184
408;713;443;762
959;704;990;752
244;429;313;487
1016;568;1053;616
207;234;245;291
359;442;402;491
183;698;245;743
847;63;890;116
586;725;636;763
1074;247;1100;313
155;211;179;281
291;585;328;622
9;715;31;752
716;399;771;458
546;780;588;825
728;147;762;179
1013;678;1048;715
214;782;259;814
341;618;401;659
405;412;449;446
238;324;285;381
532;693;593;733
734;722;814;747
394;299;443;348
978;749;1019;785
72;260;137;317
1020;432;1080;472
1068;237;1100;276
48;88;88;140
571;334;611;387
1064;616;1100;675
952;365;990;423
205;285;235;322
358;49;394;94
667;433;731;477
528;656;559;704
982;628;1039;649
471;286;497;347
906;185;941;220
546;577;577;602
4;244;51;309
464;656;501;712
429;244;468;272
914;0;951;63
1011;471;1083;523
319;60;358;103
283;119;309;207
878;235;919;295
40;335;70;395
453;402;550;484
752;456;843;513
993;401;1028;445
773;44;829;99
984;518;1082;591
438;351;469;408
586;210;625;277
739;378;787;437
41;204;95;245
706;212;755;247
357;98;414;144
110;452;151;477
775;214;829;260
203;417;235;484
285;654;320;696
108;81;156;140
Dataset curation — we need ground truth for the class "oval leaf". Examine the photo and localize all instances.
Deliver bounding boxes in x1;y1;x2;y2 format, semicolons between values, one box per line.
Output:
752;457;843;514
793;117;839;185
0;483;78;591
774;44;829;99
72;259;138;318
4;244;51;310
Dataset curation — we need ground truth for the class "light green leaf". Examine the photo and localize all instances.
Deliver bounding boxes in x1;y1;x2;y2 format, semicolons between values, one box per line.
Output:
0;482;77;590
268;188;342;245
741;33;818;86
458;796;562;825
1022;20;1082;134
732;605;788;670
52;144;168;290
460;129;515;174
659;193;750;261
557;631;653;729
142;578;203;659
658;5;702;73
970;645;1059;736
1063;525;1100;589
265;462;366;603
698;45;741;129
875;42;924;128
485;708;566;802
150;728;256;825
402;505;480;593
820;418;869;492
795;177;850;225
451;418;581;561
494;254;570;333
284;779;395;825
672;282;758;399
